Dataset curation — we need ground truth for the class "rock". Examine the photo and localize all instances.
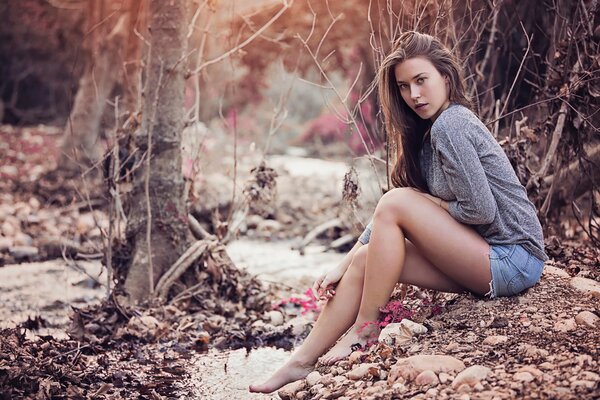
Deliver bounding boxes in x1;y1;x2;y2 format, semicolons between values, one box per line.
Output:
570;277;600;299
570;380;596;390
482;335;508;346
13;232;33;246
553;318;577;333
295;390;309;400
9;245;38;259
318;373;333;386
575;311;599;328
277;380;306;400
348;351;363;365
305;371;321;386
266;310;284;326
400;319;428;335
389;355;465;383
439;372;452;384
516;366;543;377
451;365;492;388
514;372;535;382
28;197;41;211
347;363;378;380
0;236;13;251
1;220;17;237
425;388;439;397
415;370;439;386
378;323;411;345
543;265;570;278
538;362;555;370
445;342;459;352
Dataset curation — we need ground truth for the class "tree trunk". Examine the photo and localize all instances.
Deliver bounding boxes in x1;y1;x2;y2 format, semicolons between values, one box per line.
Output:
123;0;190;303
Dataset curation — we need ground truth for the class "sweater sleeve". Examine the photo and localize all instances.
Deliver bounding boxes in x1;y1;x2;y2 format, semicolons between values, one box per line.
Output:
358;220;372;244
433;119;497;225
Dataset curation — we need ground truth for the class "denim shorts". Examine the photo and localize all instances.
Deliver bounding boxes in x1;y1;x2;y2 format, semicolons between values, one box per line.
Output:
486;244;545;298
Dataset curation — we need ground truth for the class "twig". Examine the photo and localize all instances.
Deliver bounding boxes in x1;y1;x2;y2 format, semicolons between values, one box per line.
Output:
499;22;531;119
526;61;581;190
191;0;292;75
188;213;215;240
294;218;343;252
154;240;211;299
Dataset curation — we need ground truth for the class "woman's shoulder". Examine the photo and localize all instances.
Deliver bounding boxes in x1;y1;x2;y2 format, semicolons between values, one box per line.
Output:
431;104;485;141
433;104;478;129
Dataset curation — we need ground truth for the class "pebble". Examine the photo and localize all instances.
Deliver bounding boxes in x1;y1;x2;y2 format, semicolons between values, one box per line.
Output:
415;370;439;386
514;371;535;382
265;310;284;326
400;319;428;335
347;363;378;380
482;335;508;346
538;362;555;370
389;355;465;382
452;365;491;388
1;220;17;237
516;365;543;377
305;371;321;386
277;380;306;400
574;311;599;328
570;277;600;299
553;318;577;333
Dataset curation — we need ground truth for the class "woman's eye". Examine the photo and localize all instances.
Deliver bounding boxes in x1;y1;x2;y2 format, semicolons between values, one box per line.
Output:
417;77;425;83
399;84;408;90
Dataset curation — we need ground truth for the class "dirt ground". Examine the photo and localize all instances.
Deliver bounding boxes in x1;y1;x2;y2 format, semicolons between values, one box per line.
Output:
0;125;599;399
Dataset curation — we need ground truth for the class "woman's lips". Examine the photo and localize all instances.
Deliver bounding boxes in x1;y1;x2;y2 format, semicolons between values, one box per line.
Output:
415;103;428;111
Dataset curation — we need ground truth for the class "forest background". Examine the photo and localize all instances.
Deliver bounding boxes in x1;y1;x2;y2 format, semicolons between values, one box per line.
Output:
0;0;598;398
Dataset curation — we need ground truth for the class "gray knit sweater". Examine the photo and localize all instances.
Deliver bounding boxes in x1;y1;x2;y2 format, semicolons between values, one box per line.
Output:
358;103;547;261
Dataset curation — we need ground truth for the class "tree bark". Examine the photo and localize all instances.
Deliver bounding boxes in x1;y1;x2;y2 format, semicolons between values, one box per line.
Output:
123;0;190;303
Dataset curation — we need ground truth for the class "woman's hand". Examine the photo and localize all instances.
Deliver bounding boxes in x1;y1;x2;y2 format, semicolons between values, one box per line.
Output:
312;266;346;301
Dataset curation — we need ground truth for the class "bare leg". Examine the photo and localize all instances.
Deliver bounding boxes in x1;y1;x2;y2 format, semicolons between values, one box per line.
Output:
321;188;491;363
249;246;368;393
250;235;469;391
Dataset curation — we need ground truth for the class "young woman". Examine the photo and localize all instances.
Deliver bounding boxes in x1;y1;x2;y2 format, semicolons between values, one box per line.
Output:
249;31;547;394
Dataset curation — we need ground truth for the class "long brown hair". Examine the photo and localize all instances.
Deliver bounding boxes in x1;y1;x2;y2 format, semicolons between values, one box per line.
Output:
377;31;473;191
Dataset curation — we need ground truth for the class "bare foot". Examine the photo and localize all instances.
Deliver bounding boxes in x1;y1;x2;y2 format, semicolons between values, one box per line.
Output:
320;322;379;365
248;359;313;394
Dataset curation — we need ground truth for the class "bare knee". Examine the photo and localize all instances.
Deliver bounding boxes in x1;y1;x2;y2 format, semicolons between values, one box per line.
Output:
373;187;414;224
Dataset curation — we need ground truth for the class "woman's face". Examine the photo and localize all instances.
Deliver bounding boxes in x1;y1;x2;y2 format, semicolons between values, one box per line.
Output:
394;56;450;122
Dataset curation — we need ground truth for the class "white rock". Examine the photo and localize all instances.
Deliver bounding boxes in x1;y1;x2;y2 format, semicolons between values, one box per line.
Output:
543;265;569;278
415;370;439;386
451;365;492;388
554;318;577;333
389;355;465;382
378;323;411;345
400;319;428;335
1;220;17;237
347;363;378;380
266;310;284;326
570;277;600;299
575;311;599;328
305;371;321;386
482;335;508;346
514;371;535;382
